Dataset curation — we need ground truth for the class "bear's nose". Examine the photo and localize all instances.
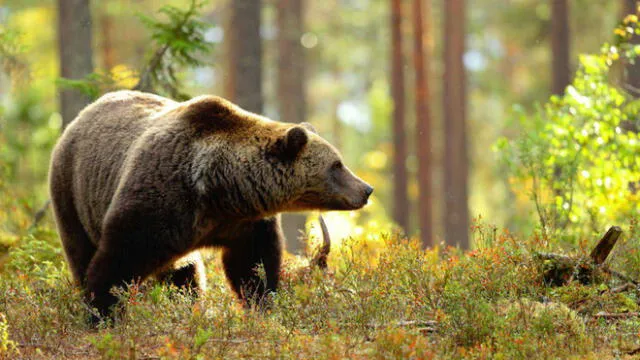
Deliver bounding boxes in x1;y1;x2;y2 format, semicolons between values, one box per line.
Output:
364;185;374;197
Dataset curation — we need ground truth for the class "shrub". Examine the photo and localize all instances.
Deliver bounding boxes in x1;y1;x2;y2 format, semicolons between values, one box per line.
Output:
497;14;640;241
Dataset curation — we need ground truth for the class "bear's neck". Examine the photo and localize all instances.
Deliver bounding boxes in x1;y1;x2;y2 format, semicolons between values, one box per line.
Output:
190;145;297;220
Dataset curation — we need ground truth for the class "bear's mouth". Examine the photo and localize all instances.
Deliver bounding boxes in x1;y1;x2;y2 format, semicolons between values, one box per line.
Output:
294;190;371;212
326;196;369;211
345;197;370;210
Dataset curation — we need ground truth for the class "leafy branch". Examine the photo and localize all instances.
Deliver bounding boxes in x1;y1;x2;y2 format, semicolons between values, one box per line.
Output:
134;0;212;99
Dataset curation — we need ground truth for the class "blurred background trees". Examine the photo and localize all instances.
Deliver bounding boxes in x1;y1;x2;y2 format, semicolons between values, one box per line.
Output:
0;0;637;252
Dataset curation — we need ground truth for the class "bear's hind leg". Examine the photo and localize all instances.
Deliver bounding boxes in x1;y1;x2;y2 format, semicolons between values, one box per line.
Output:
222;217;283;305
156;251;207;294
50;187;96;288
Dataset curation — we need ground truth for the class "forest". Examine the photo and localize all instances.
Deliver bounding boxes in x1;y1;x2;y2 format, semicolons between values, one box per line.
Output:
1;0;640;358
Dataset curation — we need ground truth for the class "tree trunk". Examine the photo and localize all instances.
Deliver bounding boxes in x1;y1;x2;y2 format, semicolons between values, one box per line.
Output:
413;0;433;248
277;0;307;254
623;0;640;96
443;0;469;249
100;7;115;70
391;0;409;233
57;0;94;128
551;0;570;95
225;0;263;113
277;0;305;125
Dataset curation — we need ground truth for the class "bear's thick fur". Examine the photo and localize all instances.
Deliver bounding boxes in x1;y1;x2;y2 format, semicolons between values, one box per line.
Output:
49;90;372;317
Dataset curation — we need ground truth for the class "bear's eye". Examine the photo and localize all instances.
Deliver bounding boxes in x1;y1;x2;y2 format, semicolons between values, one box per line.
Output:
332;161;343;170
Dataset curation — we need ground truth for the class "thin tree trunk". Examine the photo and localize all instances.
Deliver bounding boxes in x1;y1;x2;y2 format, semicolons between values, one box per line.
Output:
443;0;469;249
391;0;409;233
624;0;640;96
277;0;305;125
225;0;263;113
100;8;115;70
413;0;432;248
331;82;342;150
223;2;235;103
551;0;570;95
57;0;94;128
277;0;307;254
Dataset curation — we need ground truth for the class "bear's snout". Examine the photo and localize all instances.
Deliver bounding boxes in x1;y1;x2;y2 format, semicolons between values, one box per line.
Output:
349;181;373;209
364;185;374;197
360;184;373;205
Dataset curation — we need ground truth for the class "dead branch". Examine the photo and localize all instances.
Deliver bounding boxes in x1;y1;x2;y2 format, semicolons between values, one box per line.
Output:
594;311;640;319
29;199;51;230
310;215;331;270
608;283;636;294
534;252;572;262
589;226;622;265
341;319;437;333
603;268;639;286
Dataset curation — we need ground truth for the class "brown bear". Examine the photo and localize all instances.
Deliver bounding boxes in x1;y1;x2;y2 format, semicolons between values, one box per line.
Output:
48;90;372;319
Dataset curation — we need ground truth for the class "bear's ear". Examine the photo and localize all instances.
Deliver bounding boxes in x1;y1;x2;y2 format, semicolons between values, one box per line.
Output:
284;126;309;156
300;122;318;134
271;126;308;160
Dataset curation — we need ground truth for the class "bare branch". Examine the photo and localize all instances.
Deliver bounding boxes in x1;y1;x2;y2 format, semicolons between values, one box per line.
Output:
29;199;51;230
310;215;331;270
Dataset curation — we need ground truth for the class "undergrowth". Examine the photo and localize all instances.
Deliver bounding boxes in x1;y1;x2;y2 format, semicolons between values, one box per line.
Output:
1;212;640;359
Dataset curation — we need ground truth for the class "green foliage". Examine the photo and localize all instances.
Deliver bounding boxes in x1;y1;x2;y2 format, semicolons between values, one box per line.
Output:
0;90;60;189
89;333;138;360
0;313;19;358
55;72;121;101
5;229;64;283
0;26;28;85
497;17;640;240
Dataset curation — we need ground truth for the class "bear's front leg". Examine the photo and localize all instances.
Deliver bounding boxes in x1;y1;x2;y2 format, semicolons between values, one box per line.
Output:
222;216;283;306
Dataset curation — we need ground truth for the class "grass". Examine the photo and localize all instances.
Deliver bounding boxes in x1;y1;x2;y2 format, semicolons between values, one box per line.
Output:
2;202;640;359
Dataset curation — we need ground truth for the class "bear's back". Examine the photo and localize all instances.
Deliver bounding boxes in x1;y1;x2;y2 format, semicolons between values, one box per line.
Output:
51;91;178;244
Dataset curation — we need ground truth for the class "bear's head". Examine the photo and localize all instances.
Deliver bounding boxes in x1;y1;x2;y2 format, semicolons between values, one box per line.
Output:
269;122;374;212
184;96;373;218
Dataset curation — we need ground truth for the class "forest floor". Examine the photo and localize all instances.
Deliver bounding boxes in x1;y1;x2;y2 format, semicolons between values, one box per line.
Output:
2;217;640;359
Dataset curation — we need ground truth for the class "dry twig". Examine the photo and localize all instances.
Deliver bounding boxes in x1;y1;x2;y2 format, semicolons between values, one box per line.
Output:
310;215;331;270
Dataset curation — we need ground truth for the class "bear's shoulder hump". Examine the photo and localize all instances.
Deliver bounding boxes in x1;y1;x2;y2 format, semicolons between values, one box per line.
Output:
179;95;249;134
